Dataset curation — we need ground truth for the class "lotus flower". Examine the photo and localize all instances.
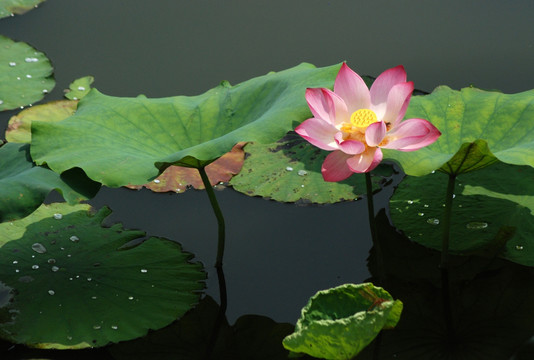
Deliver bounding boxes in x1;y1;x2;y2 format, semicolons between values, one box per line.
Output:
295;63;441;181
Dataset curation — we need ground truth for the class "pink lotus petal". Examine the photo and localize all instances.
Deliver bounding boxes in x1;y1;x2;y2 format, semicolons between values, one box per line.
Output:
382;118;441;151
295;118;339;151
333;63;371;114
381;82;414;126
305;88;349;126
336;138;366;155
365;121;387;147
321;150;354;182
369;65;407;118
346;147;383;173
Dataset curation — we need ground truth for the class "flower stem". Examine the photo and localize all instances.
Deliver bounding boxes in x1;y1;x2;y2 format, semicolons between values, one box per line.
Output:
440;173;456;342
198;166;227;360
365;172;384;284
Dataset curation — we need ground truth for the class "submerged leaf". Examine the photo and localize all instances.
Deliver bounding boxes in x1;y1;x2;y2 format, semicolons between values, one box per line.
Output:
31;63;341;187
283;283;402;360
0;35;54;110
383;86;534;176
0;203;205;348
0;142;99;222
390;161;534;266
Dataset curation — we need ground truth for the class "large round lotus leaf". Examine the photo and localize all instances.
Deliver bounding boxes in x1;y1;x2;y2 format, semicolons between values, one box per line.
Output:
383;86;534;176
229;132;395;204
0;203;205;349
0;35;54;111
390;161;534;266
30;63;341;187
0;0;45;18
5;100;77;143
282;283;402;360
0;142;99;222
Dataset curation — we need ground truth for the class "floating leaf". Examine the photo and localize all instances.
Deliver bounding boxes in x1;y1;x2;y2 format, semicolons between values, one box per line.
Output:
0;142;99;222
383;86;534;176
31;63;342;187
5;100;77;143
282;283;402;360
0;203;205;348
390;162;534;266
127;142;246;193
0;35;54;111
230;132;395;204
64;76;94;100
0;0;45;18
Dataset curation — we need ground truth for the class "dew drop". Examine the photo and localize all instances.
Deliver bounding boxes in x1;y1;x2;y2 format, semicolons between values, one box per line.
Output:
51;266;59;272
53;213;63;220
297;170;308;176
25;57;39;62
0;100;3;105
25;74;32;78
87;277;92;281
466;221;488;229
128;296;134;300
77;86;86;91
42;89;48;94
111;325;118;330
140;269;148;273
67;336;73;341
91;296;97;300
48;290;55;296
47;258;56;264
301;184;305;188
16;77;21;80
70;235;80;242
12;260;18;264
8;61;16;66
31;242;47;254
407;200;414;204
427;218;440;225
431;170;436;174
153;179;160;184
93;325;101;330
67;254;72;258
417;212;424;216
515;245;524;250
286;166;293;171
31;265;39;270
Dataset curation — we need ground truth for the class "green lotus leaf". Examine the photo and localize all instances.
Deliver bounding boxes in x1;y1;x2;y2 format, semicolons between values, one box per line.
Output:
64;76;94;101
30;63;341;187
383;86;534;176
390;161;534;266
0;142;99;222
0;0;45;18
230;132;395;204
282;283;402;360
0;203;205;348
5;100;77;143
0;35;54;110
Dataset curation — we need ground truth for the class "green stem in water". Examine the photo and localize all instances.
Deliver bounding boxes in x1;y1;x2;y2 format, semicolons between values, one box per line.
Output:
440;173;456;342
365;172;384;285
198;166;227;360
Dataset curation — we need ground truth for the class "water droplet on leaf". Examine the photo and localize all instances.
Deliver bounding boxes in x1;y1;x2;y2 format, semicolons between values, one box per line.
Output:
297;170;308;176
48;290;55;295
427;218;440;225
31;265;39;270
70;235;79;242
53;213;63;220
466;221;488;229
286;166;293;171
31;242;47;254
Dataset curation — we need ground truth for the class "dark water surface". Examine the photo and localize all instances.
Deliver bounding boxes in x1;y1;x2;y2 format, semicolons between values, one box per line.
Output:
1;1;534;358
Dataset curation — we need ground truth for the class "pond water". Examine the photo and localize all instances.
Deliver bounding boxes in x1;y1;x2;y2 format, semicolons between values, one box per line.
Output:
1;1;534;359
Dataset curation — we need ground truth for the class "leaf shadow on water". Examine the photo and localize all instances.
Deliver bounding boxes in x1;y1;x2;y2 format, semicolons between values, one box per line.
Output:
359;210;534;360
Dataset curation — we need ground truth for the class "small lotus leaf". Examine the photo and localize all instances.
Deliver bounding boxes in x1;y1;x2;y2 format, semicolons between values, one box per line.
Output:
64;76;94;100
0;35;54;110
230;132;395;204
0;142;99;222
30;63;341;187
282;283;402;360
383;86;534;176
5;100;77;143
0;203;205;348
0;0;45;18
390;161;534;266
